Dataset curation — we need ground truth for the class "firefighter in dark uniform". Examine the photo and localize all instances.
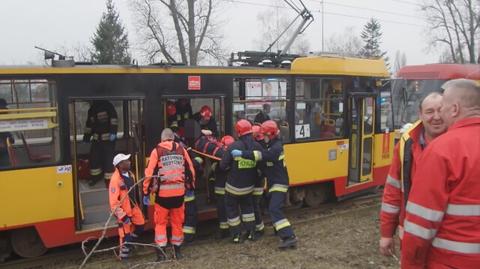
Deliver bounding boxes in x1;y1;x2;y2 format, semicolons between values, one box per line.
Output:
232;120;297;249
220;119;262;243
251;124;266;236
193;105;218;137
183;152;203;243
83;100;118;187
214;135;235;238
175;98;193;129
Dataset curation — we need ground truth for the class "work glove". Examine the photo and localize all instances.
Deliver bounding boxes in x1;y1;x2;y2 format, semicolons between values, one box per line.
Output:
143;195;150;206
231;149;242;158
122;216;131;225
109;133;117;142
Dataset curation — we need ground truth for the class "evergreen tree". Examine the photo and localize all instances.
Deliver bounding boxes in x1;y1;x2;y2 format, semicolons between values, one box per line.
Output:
360;18;387;58
91;0;131;64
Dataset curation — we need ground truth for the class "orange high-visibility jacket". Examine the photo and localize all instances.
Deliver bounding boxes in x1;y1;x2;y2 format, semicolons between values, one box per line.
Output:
143;140;195;198
380;121;426;239
109;168;137;221
401;118;480;269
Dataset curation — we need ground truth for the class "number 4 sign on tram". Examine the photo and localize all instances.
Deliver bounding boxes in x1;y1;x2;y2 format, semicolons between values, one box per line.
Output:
295;124;310;139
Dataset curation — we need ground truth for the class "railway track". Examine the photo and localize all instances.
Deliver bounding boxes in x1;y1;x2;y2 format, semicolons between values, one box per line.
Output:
0;192;381;269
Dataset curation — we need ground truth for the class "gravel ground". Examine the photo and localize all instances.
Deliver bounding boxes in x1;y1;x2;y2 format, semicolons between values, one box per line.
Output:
74;202;400;269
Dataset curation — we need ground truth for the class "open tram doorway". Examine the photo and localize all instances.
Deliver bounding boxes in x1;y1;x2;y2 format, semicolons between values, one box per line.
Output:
347;93;375;185
160;96;225;216
69;98;144;231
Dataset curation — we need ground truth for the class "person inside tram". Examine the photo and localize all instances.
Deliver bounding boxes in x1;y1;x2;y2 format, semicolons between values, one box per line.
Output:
0;98;14;167
175;98;193;128
254;103;271;124
193;105;218;137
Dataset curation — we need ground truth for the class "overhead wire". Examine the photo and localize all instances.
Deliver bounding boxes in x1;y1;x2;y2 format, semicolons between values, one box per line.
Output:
223;0;425;27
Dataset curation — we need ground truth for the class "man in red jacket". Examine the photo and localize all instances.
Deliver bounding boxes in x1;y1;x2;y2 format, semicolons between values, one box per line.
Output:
379;92;447;257
401;79;480;269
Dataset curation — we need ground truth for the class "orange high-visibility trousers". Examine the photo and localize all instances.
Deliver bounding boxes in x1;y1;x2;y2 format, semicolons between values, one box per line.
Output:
118;205;145;245
154;203;185;247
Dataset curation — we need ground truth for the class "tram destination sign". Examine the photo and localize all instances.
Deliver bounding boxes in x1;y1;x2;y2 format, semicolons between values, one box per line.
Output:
188;75;201;90
0;119;49;132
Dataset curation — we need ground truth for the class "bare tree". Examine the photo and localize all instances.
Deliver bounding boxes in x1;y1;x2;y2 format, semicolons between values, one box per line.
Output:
393;50;407;74
324;27;362;57
130;0;225;65
422;0;480;63
254;1;310;55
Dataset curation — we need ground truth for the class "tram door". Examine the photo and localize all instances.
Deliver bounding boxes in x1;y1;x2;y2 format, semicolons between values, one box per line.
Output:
347;94;375;185
160;96;225;211
69;98;144;231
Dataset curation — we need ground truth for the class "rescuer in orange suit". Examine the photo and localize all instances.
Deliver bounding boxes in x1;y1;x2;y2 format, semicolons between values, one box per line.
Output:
143;128;196;261
109;153;145;260
379;92;447;257
401;79;480;269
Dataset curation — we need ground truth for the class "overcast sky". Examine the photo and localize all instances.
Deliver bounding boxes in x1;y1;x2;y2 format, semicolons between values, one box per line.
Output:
0;0;437;66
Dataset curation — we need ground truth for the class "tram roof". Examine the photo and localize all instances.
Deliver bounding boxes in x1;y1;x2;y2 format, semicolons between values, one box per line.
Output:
396;64;480;80
0;56;389;77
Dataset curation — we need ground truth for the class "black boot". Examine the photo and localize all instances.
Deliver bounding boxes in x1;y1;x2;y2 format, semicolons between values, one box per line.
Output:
184;233;195;244
155;247;167;262
278;236;297;249
247;230;256;241
255;229;265;239
173;245;183;260
232;233;242;244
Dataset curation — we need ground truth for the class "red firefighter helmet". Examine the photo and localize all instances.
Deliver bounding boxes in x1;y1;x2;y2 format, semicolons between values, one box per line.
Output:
235;119;252;137
166;103;177;116
261;120;279;139
220;135;235;147
200;105;212;120
252;124;264;141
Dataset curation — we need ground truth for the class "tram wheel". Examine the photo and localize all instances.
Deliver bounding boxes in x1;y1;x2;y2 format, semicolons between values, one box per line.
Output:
0;233;12;262
288;187;305;209
10;228;47;258
304;184;331;207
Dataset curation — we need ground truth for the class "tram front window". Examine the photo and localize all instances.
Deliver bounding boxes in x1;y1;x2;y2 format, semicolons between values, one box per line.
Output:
391;79;445;129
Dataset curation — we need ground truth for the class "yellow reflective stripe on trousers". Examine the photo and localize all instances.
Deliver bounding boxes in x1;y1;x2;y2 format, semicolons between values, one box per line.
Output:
256;222;265;231
269;184;289;193
219;222;229;229
228;216;241;227
241;213;255;222
252;187;264;196
215;187;225;195
225;183;253;195
432;237;480;254
184;195;195;202
90;168;102;176
273;218;291;230
183;226;196;234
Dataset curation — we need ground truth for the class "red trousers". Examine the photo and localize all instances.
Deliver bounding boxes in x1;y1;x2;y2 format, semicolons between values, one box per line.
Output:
154;203;185;247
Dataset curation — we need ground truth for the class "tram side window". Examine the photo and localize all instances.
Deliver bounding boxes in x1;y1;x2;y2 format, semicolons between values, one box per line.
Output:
295;78;345;141
233;78;290;142
0;79;60;170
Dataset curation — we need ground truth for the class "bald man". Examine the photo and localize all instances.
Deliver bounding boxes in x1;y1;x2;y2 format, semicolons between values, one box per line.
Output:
400;79;480;269
379;92;447;257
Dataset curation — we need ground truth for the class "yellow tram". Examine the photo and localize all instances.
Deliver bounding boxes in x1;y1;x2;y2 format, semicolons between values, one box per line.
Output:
0;56;393;259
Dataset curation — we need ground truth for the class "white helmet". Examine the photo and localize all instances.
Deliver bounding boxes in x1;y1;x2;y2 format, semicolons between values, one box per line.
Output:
113;153;131;166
